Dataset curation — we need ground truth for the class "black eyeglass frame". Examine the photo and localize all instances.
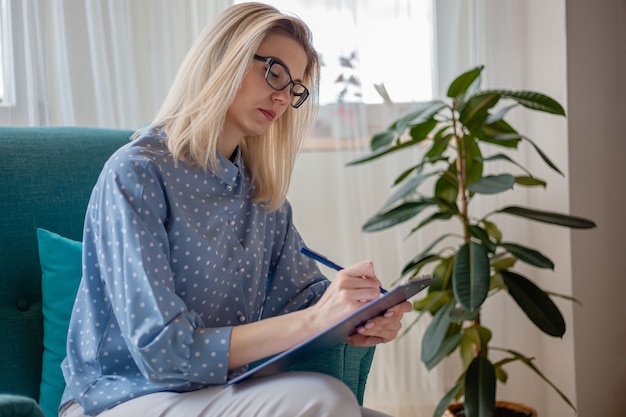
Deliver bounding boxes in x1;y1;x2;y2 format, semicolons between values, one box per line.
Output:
253;54;310;108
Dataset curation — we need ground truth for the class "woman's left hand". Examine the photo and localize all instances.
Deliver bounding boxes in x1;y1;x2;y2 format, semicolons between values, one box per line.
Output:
346;300;412;346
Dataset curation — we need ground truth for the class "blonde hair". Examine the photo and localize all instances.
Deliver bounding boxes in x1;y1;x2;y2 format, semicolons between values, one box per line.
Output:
144;2;320;211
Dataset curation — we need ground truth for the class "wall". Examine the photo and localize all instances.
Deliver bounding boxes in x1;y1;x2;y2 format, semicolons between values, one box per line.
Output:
566;0;626;415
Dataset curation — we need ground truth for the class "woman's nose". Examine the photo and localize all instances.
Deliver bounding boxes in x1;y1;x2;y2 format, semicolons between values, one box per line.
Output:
271;87;291;105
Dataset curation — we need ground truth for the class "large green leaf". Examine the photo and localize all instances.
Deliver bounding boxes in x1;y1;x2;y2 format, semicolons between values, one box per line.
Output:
393;100;447;132
435;168;459;203
468;174;515;195
521;135;564;176
476;120;520;147
500;242;554;269
409;118;439;141
347;135;422;165
476;153;531;177
463;136;484;186
393;155;449;185
449;304;479;323
459;93;500;126
486;89;566;116
402;233;455;274
481;219;502;243
468;325;492;347
362;200;435;232
498;348;577;412
433;256;455;289
370;129;398;150
432;381;464;417
501;270;566;337
452;242;490;311
371;117;438;151
468;225;496;253
412;289;452;313
409;212;454;235
382;172;437;210
490;256;516;270
497;206;596;229
460;332;475;370
436;196;460;214
447;66;484;99
401;253;441;277
394;164;421;185
425;133;454;159
484;103;517;125
422;300;455;365
460;325;492;369
425;332;464;370
515;176;546;188
478;132;521;148
464;357;496;417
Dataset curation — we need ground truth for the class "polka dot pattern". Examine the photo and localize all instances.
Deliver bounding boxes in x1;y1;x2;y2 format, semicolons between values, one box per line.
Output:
60;128;329;415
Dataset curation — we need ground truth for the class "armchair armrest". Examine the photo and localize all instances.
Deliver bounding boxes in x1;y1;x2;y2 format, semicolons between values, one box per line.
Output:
0;395;46;417
292;343;375;405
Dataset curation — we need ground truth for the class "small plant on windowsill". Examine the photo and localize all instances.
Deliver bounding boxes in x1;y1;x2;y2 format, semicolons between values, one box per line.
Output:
335;51;362;103
348;66;596;417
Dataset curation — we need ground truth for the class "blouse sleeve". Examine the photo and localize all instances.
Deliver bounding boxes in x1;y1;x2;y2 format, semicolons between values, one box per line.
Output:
82;154;232;386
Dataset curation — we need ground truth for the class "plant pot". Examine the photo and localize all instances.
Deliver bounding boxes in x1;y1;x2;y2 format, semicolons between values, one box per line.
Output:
445;401;538;417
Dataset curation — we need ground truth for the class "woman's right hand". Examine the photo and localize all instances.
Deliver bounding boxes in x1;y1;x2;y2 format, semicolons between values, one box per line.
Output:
229;260;383;369
305;260;383;332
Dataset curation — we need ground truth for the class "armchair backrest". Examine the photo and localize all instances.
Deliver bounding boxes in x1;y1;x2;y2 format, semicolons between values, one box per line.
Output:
0;127;133;400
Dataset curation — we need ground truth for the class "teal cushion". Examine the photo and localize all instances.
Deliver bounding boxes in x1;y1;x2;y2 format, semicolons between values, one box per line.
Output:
36;229;82;417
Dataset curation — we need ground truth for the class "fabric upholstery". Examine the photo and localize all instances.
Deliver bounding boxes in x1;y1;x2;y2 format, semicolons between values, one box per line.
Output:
0;395;45;417
0;127;133;399
0;127;133;413
293;343;374;405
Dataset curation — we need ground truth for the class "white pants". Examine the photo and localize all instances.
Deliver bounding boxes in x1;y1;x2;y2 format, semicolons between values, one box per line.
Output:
60;372;392;417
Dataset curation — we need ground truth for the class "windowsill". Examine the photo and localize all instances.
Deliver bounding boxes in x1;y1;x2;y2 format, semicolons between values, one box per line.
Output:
302;101;417;151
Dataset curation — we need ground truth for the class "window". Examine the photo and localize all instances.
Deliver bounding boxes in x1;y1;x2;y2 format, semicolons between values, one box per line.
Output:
0;0;14;106
240;0;434;105
236;0;435;147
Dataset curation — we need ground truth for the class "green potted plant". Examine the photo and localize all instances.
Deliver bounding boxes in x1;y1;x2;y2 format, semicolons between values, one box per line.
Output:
348;66;595;417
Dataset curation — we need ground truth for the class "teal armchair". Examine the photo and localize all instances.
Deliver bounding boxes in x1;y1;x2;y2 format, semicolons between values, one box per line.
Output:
0;127;375;417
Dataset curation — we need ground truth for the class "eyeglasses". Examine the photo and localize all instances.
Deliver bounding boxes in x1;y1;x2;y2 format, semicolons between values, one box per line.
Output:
253;54;310;108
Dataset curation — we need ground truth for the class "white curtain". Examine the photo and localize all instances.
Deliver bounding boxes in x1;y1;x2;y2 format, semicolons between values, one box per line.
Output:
0;0;230;127
287;1;446;415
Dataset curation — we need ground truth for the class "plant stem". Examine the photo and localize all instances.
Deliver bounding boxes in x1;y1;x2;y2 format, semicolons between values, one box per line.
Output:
451;102;469;243
452;102;481;330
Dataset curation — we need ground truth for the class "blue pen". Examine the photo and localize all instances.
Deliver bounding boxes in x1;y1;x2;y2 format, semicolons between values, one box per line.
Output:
300;246;388;294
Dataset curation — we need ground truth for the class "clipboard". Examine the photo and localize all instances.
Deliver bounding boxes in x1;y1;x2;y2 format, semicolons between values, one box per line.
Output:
226;275;438;386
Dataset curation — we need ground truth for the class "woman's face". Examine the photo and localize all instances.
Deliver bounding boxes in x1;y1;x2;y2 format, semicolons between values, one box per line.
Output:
221;33;308;154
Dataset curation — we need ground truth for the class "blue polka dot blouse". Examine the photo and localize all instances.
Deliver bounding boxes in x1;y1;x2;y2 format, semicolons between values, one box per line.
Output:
60;128;329;415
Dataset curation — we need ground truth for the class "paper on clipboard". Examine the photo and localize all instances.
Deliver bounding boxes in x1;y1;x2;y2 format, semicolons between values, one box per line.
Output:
226;275;438;386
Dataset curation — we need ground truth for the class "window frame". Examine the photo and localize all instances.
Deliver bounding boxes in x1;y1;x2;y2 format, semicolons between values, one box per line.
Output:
0;0;15;107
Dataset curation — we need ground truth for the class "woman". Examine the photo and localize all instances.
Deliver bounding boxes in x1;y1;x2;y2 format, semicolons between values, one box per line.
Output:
60;3;411;416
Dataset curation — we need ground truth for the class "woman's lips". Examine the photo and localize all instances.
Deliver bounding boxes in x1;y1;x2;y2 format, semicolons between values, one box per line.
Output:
259;108;276;121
